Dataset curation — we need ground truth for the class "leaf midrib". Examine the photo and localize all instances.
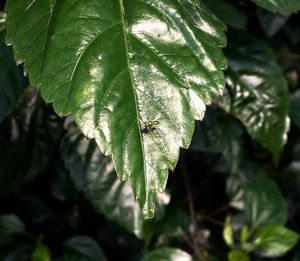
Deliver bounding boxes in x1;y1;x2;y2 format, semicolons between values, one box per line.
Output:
118;0;147;194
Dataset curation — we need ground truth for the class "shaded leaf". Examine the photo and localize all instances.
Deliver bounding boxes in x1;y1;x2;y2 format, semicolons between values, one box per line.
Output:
5;0;227;217
0;12;27;122
258;9;290;37
251;0;300;15
142;247;192;261
253;224;299;257
243;178;288;229
220;30;289;158
202;0;247;30
63;236;107;261
0;87;63;194
0;214;25;247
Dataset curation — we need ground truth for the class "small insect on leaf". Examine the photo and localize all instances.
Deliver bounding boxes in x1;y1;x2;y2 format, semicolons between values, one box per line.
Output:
141;121;160;134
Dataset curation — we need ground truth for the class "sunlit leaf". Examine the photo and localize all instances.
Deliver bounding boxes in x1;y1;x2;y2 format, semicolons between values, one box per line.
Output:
31;244;51;261
228;250;250;261
5;0;227;217
253;225;299;257
243;178;288;229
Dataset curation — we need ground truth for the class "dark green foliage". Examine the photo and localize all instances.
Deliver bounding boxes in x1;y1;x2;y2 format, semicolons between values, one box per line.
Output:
0;0;300;260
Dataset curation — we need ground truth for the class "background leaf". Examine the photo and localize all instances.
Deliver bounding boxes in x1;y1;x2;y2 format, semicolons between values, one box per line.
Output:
0;11;27;122
290;90;300;129
202;0;247;30
220;30;289;158
252;224;299;257
5;0;227;217
243;178;288;229
62;236;107;261
251;0;300;15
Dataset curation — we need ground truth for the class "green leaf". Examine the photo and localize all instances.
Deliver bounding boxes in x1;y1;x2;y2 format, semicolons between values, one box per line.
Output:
223;216;234;248
220;30;289;158
290;90;300;129
5;0;227;218
251;0;300;15
253;225;299;257
228;250;249;261
0;214;25;234
142;247;192;261
0;214;25;247
62;236;107;261
202;0;247;30
31;244;51;261
0;12;27;122
240;225;250;244
243;178;288;229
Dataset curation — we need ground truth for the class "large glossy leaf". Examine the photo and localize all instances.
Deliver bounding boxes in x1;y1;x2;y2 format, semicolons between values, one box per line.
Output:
252;225;299;257
142;247;192;261
5;0;227;218
251;0;300;15
220;30;289;158
242;178;288;229
0;11;27;122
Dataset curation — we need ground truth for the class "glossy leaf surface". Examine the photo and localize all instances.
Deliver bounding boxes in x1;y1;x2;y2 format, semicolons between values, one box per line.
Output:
243;178;288;229
5;0;227;218
251;0;300;15
253;225;299;257
142;247;192;261
220;30;289;158
0;11;27;122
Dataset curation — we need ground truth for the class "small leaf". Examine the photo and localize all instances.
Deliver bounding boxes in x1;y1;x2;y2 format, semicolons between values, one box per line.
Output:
202;0;247;29
5;0;227;218
31;244;51;261
240;225;250;244
243;178;288;229
0;214;25;234
220;30;289;158
142;247;192;261
290;90;300;129
63;236;107;261
253;224;299;257
228;250;250;261
251;0;300;15
223;216;234;248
